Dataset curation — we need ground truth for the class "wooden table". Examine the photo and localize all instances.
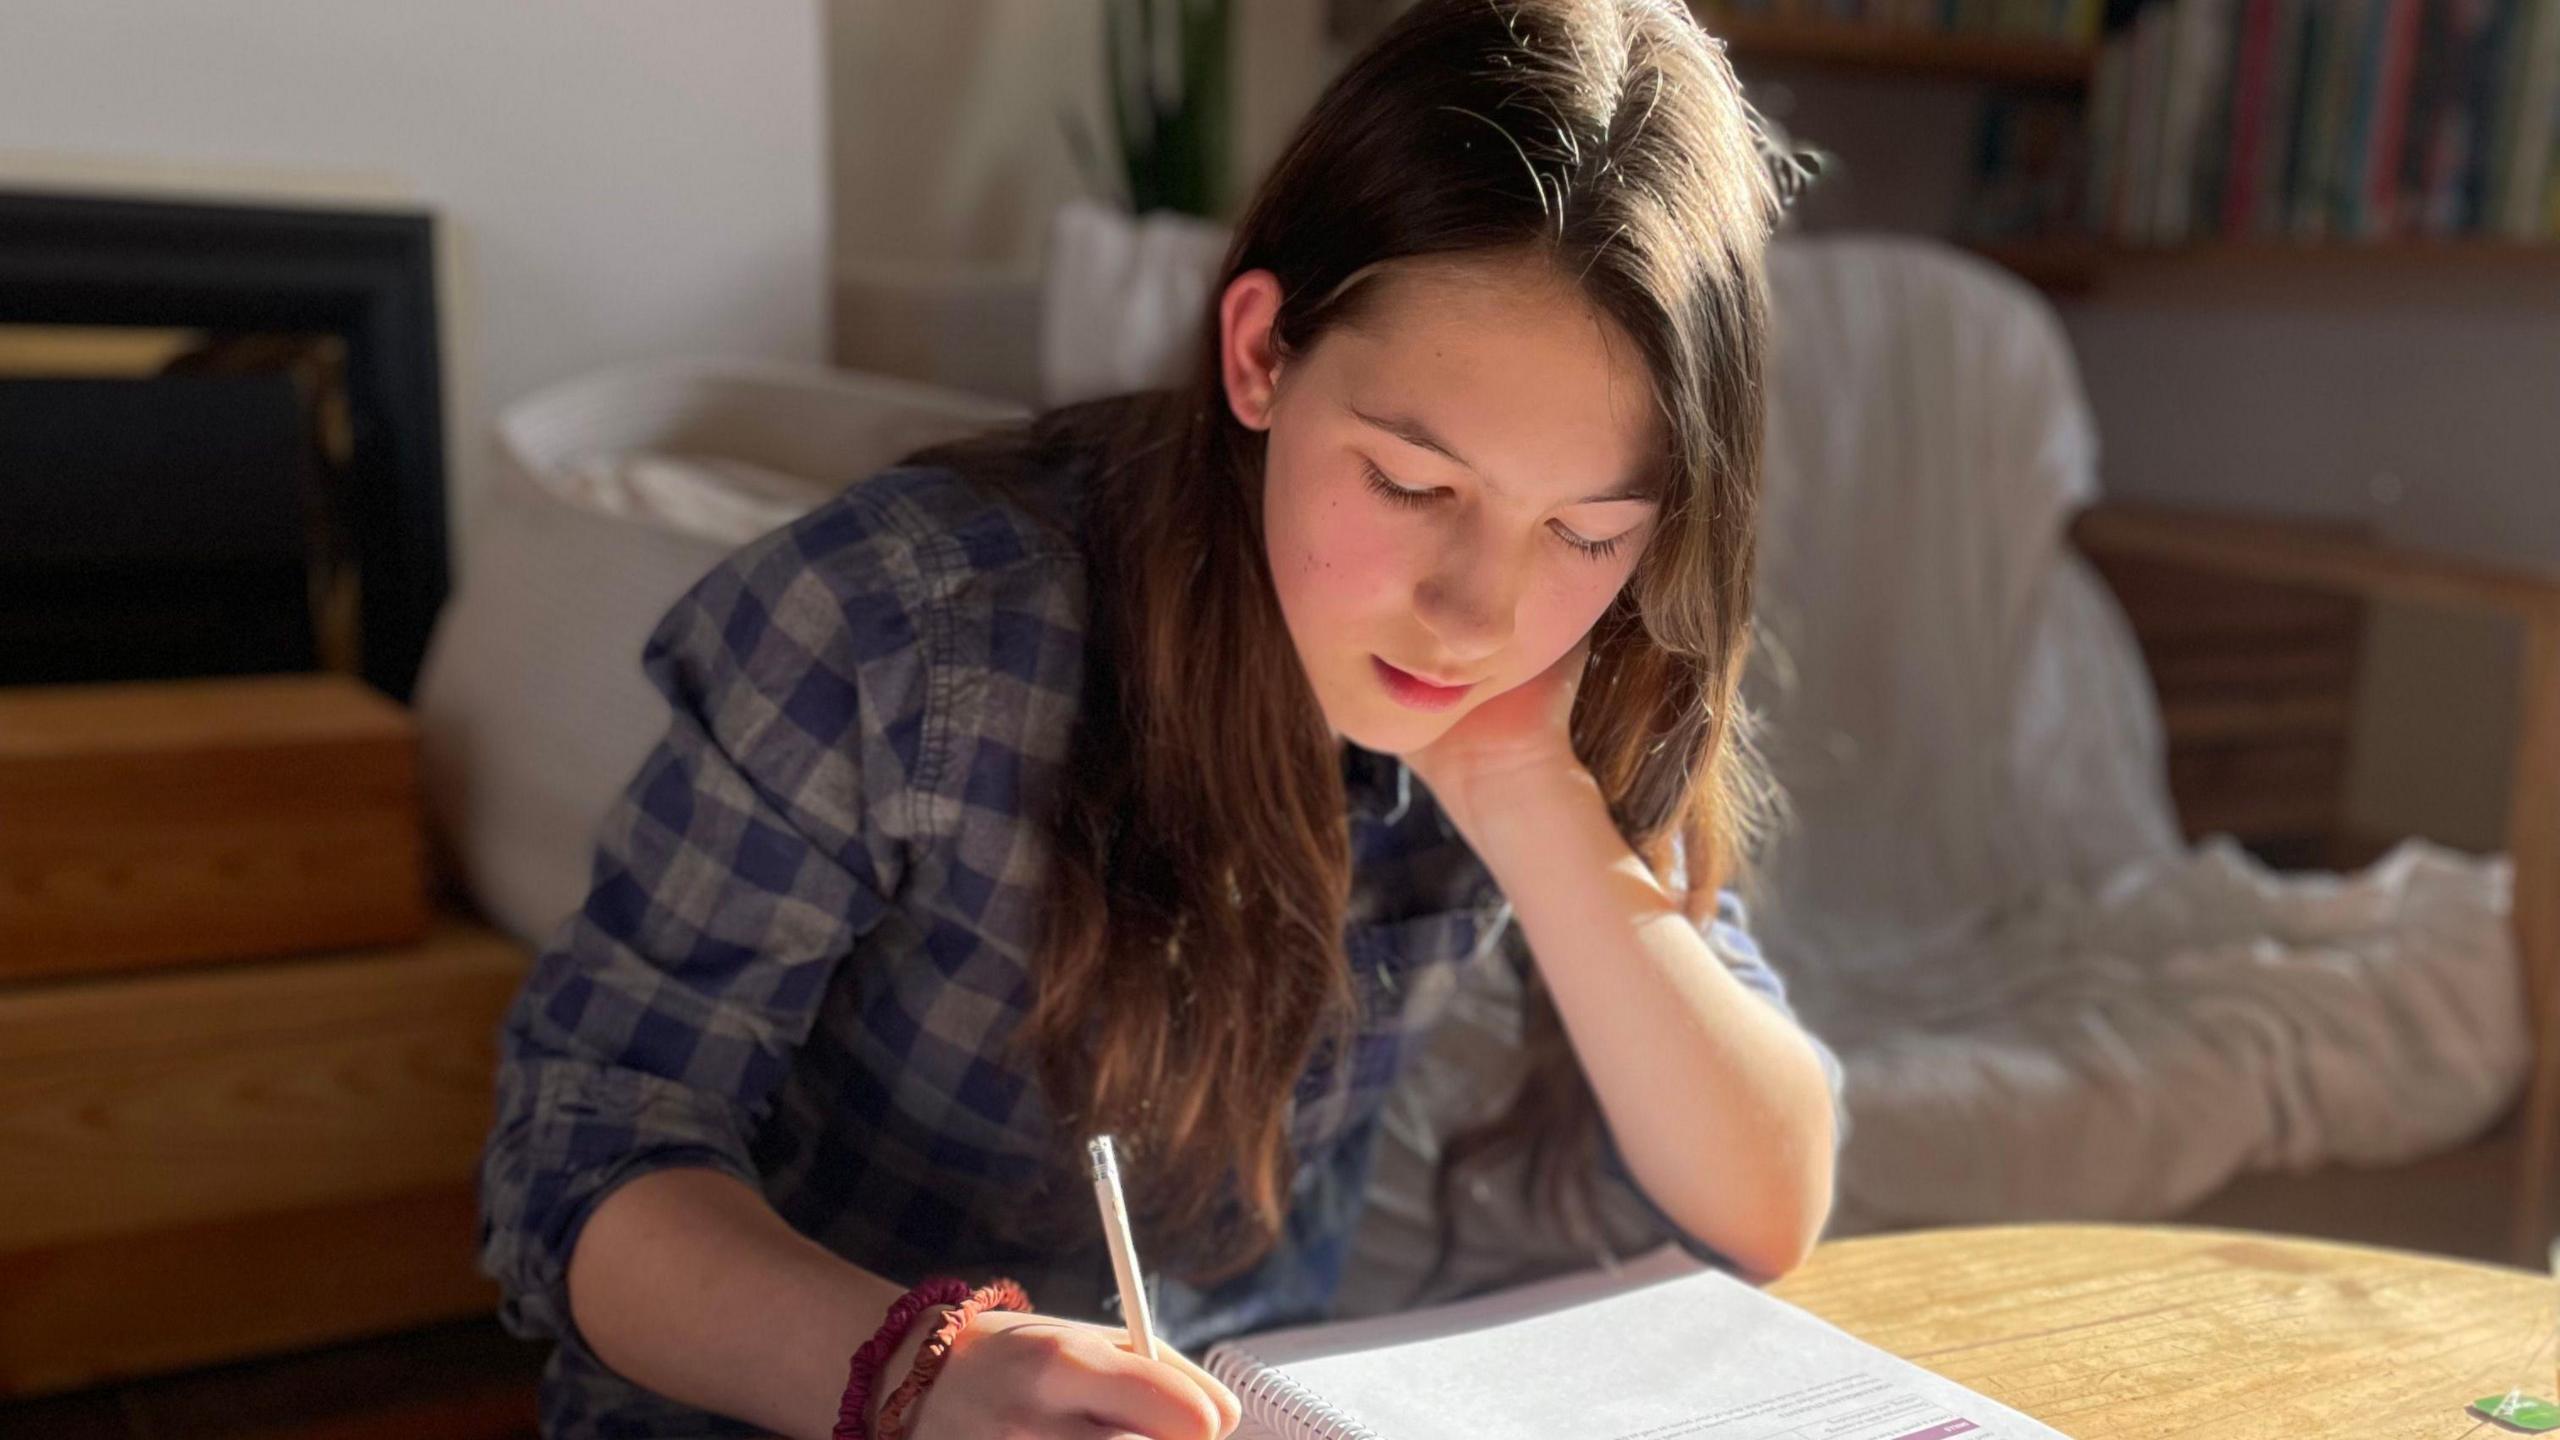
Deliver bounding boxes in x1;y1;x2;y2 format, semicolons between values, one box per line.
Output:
1766;1224;2551;1438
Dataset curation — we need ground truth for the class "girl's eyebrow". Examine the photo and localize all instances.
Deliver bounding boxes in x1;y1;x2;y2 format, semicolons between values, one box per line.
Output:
1352;403;1476;470
1349;403;1660;506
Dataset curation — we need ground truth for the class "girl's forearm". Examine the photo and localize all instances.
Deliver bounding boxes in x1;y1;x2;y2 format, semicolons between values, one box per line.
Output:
569;1166;905;1440
1463;767;1836;1276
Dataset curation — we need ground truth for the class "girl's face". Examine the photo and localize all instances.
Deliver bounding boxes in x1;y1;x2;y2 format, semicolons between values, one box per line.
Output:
1219;251;1667;758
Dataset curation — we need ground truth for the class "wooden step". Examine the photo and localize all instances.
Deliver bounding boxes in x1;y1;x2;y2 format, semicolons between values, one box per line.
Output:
0;914;531;1394
0;673;431;982
0;913;527;1253
0;1184;503;1399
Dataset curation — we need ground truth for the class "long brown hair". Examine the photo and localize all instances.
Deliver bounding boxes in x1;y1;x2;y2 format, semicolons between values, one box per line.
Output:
920;0;1783;1288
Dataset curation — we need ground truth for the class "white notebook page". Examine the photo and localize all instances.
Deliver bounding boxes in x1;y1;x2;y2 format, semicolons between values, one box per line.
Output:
1204;1244;2075;1440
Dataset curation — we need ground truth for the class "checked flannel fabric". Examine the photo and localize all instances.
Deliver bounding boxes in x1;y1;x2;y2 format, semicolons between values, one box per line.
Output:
476;449;1849;1437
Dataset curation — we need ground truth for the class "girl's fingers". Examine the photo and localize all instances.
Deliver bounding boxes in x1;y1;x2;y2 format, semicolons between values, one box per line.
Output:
1149;1347;1243;1436
1042;1341;1224;1440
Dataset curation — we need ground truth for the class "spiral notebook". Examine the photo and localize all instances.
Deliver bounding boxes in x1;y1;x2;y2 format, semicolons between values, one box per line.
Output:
1201;1244;2075;1440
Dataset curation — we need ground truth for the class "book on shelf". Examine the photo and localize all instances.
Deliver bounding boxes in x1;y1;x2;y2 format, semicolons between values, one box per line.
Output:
2156;0;2237;240
1964;0;2560;246
2491;0;2560;236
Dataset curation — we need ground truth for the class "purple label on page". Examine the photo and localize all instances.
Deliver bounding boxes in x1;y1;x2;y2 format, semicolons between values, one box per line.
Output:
1887;1421;1980;1440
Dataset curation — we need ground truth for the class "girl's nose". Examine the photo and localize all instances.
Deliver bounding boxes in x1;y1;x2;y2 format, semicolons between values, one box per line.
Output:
1411;525;1519;664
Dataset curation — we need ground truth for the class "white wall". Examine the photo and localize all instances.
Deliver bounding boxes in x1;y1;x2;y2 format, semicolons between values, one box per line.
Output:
823;0;1332;404
824;0;1108;402
0;0;829;541
829;0;1107;270
826;0;1331;268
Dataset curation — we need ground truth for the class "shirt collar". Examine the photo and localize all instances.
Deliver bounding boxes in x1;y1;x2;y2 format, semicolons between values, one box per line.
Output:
1339;741;1412;825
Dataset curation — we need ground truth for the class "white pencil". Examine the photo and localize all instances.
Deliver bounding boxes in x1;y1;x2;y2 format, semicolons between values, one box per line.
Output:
1087;1133;1160;1361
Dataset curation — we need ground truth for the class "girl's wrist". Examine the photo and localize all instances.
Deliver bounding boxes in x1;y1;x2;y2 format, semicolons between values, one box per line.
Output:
874;1279;1033;1440
838;1278;969;1440
865;1307;949;1435
1448;761;1605;860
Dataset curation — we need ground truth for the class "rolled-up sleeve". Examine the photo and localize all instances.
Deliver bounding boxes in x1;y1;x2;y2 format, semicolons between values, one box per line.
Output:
1557;887;1853;1272
475;493;934;1353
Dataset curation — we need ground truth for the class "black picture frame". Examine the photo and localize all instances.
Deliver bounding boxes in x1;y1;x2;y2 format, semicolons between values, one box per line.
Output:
0;188;446;701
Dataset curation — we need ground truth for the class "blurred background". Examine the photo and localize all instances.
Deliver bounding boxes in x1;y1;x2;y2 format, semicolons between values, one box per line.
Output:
2;1;2555;1436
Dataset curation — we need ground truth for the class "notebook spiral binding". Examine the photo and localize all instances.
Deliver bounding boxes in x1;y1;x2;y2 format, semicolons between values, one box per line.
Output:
1208;1344;1388;1440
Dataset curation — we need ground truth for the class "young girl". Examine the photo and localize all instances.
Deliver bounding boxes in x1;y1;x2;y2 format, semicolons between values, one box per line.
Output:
478;1;1848;1436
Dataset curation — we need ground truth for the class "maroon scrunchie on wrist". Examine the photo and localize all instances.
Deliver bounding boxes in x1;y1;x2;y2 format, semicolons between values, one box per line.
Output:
836;1276;972;1440
874;1278;1034;1440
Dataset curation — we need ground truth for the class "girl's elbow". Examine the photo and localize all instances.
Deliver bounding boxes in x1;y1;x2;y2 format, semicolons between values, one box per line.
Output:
1759;1145;1838;1278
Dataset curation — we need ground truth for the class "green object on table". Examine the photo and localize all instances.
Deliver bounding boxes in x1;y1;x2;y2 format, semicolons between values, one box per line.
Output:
2471;1392;2560;1431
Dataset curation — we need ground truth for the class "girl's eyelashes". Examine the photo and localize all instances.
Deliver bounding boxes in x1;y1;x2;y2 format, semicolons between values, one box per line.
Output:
1360;458;1438;508
1560;527;1627;561
1359;458;1629;562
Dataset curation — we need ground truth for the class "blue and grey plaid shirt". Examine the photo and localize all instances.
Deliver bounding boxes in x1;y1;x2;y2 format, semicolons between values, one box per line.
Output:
477;444;1847;1438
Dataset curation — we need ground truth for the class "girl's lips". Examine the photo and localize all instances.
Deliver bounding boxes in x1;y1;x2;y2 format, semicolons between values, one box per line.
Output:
1372;655;1476;711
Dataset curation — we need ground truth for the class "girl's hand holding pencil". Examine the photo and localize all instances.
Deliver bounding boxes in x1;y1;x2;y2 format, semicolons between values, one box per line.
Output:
878;1307;1238;1440
874;1136;1239;1440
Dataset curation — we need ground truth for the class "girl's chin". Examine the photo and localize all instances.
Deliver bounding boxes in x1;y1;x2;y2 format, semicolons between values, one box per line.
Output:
1326;697;1458;759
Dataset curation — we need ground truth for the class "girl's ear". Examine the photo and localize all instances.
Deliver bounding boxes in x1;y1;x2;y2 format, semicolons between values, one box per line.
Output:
1217;269;1286;432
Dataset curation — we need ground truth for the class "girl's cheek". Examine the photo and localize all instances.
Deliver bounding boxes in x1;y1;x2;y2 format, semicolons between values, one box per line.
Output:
1267;472;1339;590
1528;559;1630;659
1304;503;1414;606
1338;525;1410;591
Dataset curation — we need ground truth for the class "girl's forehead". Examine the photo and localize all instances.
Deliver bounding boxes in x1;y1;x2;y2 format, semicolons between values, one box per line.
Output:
1317;257;1668;500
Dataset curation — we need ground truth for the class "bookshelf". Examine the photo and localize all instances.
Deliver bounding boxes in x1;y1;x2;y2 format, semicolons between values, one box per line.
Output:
1693;0;2560;295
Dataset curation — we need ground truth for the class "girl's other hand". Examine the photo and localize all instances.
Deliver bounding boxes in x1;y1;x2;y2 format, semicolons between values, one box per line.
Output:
894;1307;1241;1440
1402;631;1594;839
